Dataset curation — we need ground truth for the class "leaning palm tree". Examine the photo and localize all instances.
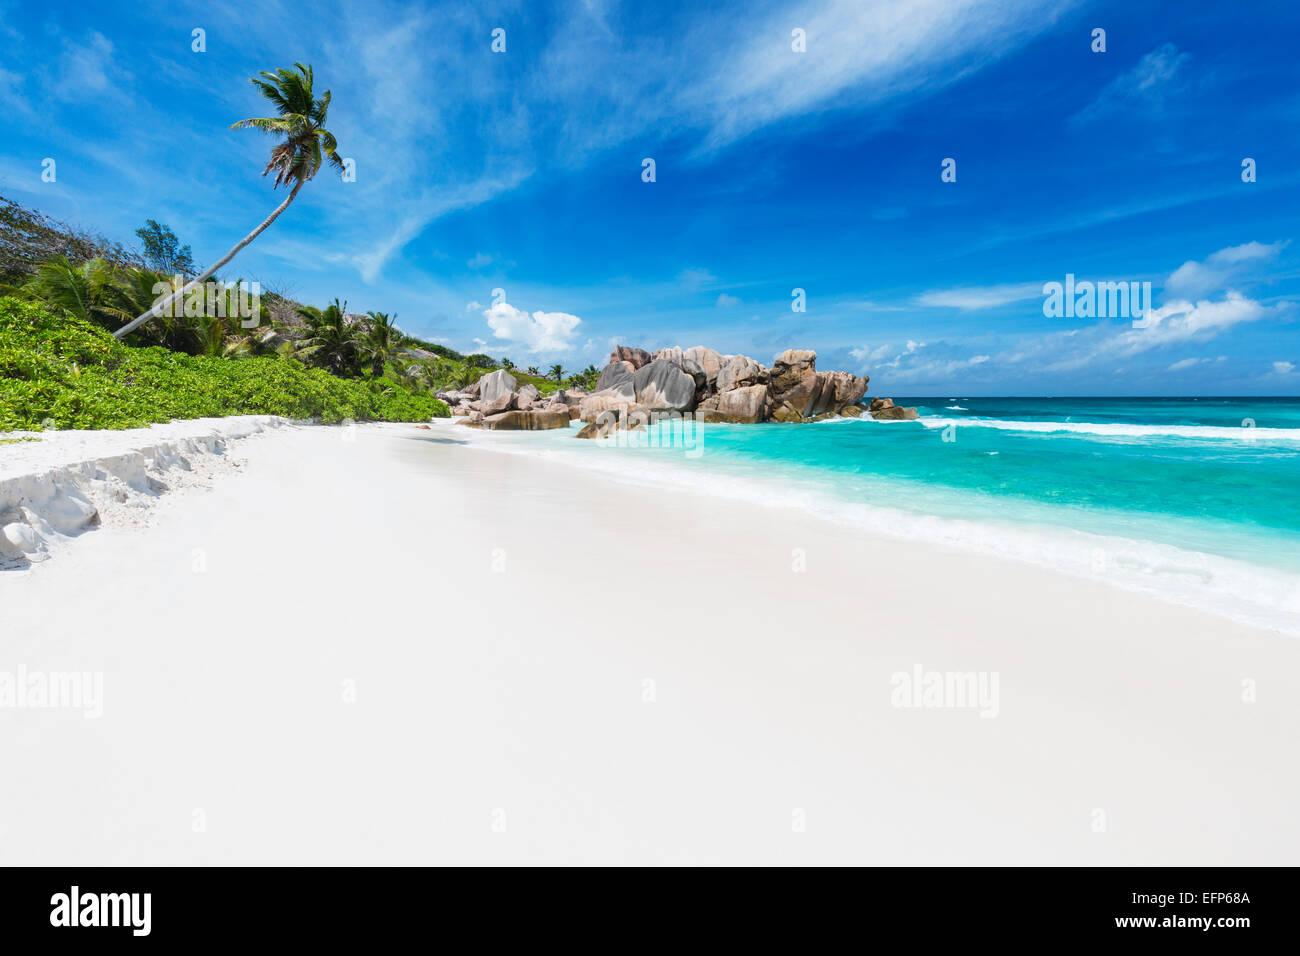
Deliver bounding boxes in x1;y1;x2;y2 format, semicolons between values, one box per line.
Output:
113;63;343;340
548;363;565;386
360;311;400;378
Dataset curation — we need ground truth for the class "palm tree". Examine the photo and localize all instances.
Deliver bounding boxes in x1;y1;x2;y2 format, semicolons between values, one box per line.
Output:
360;311;400;378
295;298;360;377
24;257;128;326
501;357;515;370
113;63;343;340
526;366;539;377
548;363;565;385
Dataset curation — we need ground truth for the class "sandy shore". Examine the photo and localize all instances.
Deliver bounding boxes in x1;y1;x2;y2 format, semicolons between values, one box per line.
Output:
2;419;1298;865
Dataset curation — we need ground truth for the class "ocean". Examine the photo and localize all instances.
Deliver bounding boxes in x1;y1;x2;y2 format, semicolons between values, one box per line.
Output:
476;397;1300;634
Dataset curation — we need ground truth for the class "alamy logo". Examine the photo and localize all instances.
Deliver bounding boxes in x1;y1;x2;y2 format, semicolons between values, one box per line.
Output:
149;277;262;327
50;886;151;936
890;664;1000;718
0;666;102;718
1042;274;1151;323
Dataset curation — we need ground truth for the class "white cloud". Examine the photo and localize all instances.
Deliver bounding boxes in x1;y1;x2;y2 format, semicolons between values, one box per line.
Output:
715;293;742;307
916;282;1042;310
1074;43;1190;123
467;252;494;269
1167;357;1207;372
690;0;1077;152
1273;361;1296;375
483;300;582;352
677;268;717;290
464;301;483;312
1165;241;1287;299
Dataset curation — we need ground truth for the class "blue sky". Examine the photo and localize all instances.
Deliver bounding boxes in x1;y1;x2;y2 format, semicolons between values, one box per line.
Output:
2;0;1297;394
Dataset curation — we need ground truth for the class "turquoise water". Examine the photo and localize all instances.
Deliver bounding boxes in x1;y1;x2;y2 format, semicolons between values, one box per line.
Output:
485;397;1300;632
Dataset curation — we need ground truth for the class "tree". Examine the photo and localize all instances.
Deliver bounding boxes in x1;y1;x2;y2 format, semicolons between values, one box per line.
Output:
501;357;514;370
526;366;539;377
465;353;495;369
113;63;344;339
295;298;360;377
135;220;196;275
548;363;565;385
361;311;400;378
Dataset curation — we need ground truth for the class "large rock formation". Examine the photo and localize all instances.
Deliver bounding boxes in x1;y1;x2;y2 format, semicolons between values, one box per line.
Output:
697;384;770;423
595;361;636;391
766;350;869;422
683;346;725;385
716;355;767;393
478;369;516;404
482;409;571;430
610;346;652;369
633;359;697;411
444;344;912;437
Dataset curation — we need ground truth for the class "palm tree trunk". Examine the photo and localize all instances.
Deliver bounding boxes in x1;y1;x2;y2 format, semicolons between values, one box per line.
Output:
112;180;305;339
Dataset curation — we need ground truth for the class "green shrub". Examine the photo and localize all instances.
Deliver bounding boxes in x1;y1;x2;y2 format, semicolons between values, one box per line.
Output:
0;297;448;430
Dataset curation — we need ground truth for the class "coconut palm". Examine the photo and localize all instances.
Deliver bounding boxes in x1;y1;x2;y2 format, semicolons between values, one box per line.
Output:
295;298;360;377
526;366;539;377
24;257;128;326
360;311;400;378
113;63;343;340
548;363;565;385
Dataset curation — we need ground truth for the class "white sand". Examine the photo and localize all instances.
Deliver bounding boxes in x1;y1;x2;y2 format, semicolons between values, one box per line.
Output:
1;419;1297;865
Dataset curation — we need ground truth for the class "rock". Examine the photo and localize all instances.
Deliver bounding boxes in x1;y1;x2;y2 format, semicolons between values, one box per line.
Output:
766;351;868;420
414;424;432;429
839;405;865;418
769;349;818;412
595;361;636;391
633;359;697;411
517;384;540;405
870;404;920;421
575;421;604;439
579;382;638;421
681;358;709;403
482;409;571;430
869;397;894;412
610;345;652;369
449;405;470;417
683;346;724;385
553;389;586;406
696;384;770;423
653;346;685;366
477;369;517;405
480;390;515;415
716;355;767;392
2;522;36;552
464;381;482;399
567;405;582;420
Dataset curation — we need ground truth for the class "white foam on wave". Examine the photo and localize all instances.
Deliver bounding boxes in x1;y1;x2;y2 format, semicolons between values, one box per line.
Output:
917;417;1300;442
945;405;969;411
462;424;1300;636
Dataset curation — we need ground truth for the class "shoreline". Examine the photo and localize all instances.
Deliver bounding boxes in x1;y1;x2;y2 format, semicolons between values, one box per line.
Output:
2;421;1297;864
434;418;1300;637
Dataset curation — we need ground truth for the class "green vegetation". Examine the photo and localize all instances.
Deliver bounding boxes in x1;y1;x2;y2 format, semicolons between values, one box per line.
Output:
0;61;593;434
0;297;446;430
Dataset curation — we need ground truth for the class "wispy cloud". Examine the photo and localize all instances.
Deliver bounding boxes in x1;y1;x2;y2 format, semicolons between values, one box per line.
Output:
1073;43;1191;124
915;282;1042;310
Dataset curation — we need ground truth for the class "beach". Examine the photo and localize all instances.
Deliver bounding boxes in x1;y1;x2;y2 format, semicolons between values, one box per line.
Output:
2;418;1297;865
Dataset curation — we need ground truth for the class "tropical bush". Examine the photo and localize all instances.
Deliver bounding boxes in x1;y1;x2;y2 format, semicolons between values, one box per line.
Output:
0;297;447;430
